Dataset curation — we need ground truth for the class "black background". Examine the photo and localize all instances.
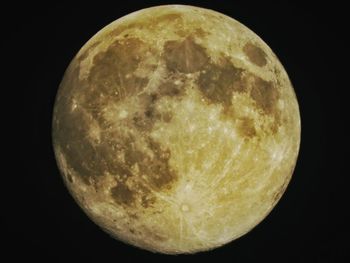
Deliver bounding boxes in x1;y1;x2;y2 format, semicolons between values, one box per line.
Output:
4;1;347;262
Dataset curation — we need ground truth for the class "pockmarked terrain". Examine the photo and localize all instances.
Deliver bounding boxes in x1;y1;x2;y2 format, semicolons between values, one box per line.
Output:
52;5;300;254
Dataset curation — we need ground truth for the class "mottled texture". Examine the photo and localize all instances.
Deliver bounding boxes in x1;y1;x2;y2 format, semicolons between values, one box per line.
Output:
197;58;243;109
163;37;209;73
53;5;300;255
250;76;278;114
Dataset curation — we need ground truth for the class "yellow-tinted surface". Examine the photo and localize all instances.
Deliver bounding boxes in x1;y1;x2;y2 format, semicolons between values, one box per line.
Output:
52;5;300;254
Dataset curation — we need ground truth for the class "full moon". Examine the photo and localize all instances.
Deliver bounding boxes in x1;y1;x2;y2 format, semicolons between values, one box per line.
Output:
52;5;300;254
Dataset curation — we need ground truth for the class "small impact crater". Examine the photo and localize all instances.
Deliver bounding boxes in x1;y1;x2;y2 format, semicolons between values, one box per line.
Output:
243;42;267;67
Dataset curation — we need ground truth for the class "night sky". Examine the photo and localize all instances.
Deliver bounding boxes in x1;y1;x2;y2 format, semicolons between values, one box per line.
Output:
4;1;347;262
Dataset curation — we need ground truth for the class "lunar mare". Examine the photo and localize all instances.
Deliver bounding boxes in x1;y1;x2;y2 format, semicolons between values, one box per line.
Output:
52;5;300;254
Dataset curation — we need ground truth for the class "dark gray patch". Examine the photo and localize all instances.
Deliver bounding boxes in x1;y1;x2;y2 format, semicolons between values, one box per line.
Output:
107;135;177;206
124;144;145;166
163;37;209;73
243;42;267;67
197;58;243;109
194;28;208;37
145;139;176;190
96;139;134;178
54;94;134;185
250;76;281;133
54;107;101;185
162;111;173;122
131;95;158;131
129;213;139;220
237;117;256;138
132;89;177;132
54;38;178;208
81;38;150;123
141;194;156;208
250;76;278;114
111;183;135;205
133;112;155;131
150;93;158;102
66;173;73;183
158;81;184;97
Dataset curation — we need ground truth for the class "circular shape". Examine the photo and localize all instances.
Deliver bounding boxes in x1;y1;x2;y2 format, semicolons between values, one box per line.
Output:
52;5;300;254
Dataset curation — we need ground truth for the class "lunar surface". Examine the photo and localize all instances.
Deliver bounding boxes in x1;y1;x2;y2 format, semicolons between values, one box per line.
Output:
52;5;300;254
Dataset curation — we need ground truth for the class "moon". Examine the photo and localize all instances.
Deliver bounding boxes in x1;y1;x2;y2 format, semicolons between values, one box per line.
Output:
52;5;300;254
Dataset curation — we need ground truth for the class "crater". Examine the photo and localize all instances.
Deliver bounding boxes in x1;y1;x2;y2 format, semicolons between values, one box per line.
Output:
243;42;267;67
162;111;173;123
66;172;73;183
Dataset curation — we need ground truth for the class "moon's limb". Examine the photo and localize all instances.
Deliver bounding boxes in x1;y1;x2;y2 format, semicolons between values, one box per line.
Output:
52;5;300;254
